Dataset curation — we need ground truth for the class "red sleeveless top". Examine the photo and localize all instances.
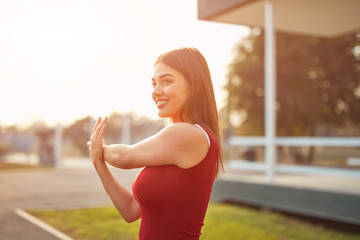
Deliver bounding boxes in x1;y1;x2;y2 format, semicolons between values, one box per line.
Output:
132;125;219;240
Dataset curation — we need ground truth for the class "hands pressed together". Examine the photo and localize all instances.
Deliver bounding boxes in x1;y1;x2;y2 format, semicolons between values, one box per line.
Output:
88;117;108;165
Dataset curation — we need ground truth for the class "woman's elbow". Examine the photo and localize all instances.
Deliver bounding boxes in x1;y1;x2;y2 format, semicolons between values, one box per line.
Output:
109;154;133;169
121;209;141;223
123;215;140;223
104;147;130;169
109;153;123;167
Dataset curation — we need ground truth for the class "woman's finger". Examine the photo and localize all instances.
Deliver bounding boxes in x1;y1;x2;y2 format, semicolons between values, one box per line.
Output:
99;117;108;136
93;117;106;140
91;117;102;137
95;117;107;143
90;117;107;153
90;118;107;162
92;118;105;143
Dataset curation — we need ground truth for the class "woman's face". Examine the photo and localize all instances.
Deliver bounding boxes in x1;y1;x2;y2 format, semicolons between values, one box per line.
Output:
151;62;190;123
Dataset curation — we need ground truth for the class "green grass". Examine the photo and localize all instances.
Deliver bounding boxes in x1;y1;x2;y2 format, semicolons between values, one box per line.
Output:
28;203;360;240
30;207;140;240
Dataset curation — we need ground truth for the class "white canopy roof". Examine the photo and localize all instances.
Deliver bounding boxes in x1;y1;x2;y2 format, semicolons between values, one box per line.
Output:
198;0;360;37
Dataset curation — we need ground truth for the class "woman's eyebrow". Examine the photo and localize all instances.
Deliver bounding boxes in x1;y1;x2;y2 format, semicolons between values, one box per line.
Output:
152;73;175;81
159;73;174;79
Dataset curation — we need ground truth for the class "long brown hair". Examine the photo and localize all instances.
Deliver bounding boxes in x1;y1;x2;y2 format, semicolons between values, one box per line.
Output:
155;47;224;177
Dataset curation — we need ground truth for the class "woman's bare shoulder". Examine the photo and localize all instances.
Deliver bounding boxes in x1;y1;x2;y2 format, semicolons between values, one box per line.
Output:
160;122;203;138
159;122;208;151
160;123;209;168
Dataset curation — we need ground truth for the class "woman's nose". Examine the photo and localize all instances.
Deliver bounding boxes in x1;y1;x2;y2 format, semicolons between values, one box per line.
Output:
152;84;162;97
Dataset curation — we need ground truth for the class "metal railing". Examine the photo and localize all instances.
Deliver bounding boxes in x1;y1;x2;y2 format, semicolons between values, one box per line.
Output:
227;136;360;180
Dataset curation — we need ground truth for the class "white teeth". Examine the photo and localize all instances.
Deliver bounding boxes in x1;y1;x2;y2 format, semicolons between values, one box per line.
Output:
157;100;168;107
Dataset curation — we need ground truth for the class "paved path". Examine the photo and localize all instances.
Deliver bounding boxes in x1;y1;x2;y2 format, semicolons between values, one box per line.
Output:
0;165;141;240
2;154;359;239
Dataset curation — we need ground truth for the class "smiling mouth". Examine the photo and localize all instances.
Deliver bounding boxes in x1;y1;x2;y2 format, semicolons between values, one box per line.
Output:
156;101;168;107
156;100;168;108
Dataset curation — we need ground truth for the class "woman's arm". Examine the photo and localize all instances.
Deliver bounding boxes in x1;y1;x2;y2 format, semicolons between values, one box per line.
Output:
93;161;141;223
90;117;141;223
103;122;209;169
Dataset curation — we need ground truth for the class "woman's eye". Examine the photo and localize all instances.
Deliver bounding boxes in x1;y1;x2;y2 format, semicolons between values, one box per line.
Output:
162;79;170;84
151;79;171;88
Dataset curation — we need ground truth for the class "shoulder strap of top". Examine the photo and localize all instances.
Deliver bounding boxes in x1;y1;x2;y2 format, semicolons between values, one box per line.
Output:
194;124;210;147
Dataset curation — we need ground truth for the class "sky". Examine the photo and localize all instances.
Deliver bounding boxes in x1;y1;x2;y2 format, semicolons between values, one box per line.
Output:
0;0;249;127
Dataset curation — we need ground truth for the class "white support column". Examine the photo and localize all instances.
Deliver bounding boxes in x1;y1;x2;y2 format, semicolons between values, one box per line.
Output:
89;117;96;160
122;114;131;144
54;123;62;172
264;0;277;183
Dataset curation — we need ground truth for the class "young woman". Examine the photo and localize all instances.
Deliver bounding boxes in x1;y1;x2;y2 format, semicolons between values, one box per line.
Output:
89;47;223;240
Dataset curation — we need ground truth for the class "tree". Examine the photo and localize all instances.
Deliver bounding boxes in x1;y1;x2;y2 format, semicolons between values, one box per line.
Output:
63;116;93;156
225;28;360;163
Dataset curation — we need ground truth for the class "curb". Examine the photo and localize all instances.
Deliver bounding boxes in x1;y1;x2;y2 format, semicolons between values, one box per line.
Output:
14;208;74;240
